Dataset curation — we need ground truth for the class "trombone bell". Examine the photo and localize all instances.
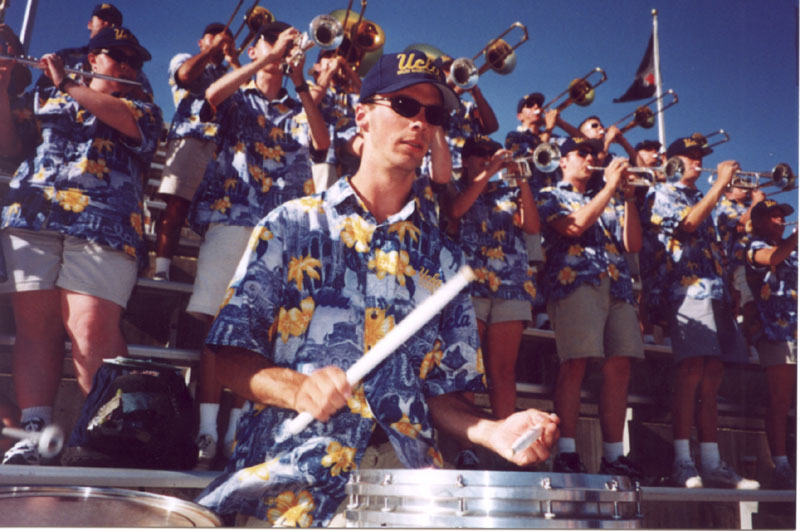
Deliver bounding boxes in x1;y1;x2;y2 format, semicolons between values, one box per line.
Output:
545;67;607;112
236;5;275;56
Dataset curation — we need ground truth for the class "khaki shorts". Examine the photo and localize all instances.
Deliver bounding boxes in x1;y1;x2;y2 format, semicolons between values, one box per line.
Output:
0;227;137;308
547;277;644;361
187;224;254;318
158;137;217;201
756;338;797;367
472;296;531;324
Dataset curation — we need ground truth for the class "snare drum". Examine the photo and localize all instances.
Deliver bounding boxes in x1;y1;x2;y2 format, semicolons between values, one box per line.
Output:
0;486;221;527
345;469;642;528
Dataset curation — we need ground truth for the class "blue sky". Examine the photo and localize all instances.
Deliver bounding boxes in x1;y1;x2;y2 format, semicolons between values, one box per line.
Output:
4;0;798;215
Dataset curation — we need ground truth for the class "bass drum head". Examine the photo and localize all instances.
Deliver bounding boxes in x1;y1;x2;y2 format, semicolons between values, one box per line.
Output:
0;486;221;527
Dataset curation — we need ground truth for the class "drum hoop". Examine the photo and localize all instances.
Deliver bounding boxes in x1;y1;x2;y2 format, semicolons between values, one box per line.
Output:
0;486;221;526
346;483;638;502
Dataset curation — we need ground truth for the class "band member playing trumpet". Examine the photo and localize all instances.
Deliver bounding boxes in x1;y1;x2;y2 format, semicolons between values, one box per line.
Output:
153;22;239;282
537;137;644;478
640;136;759;489
185;20;329;470
444;135;538;425
193;51;558;526
745;199;797;489
0;27;163;465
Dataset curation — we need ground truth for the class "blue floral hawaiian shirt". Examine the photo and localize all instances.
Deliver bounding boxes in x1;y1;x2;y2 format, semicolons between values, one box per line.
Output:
537;181;635;304
640;183;727;305
504;128;564;192
315;85;358;168
188;84;317;234
453;178;535;302
420;98;486;175
1;82;163;267
746;239;797;343
715;196;750;272
166;53;229;141
195;176;485;526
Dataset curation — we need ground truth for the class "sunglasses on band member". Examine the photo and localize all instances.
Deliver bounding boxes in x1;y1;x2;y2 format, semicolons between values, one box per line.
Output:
586;122;603;129
97;47;143;70
470;148;496;158
362;95;448;127
522;97;540;109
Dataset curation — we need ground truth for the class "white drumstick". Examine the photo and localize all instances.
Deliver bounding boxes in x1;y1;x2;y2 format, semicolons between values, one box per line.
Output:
2;425;65;458
510;425;542;456
282;265;476;437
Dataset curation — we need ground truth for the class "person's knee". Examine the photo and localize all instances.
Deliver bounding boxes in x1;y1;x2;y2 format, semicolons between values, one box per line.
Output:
675;357;704;384
63;300;123;349
602;357;631;384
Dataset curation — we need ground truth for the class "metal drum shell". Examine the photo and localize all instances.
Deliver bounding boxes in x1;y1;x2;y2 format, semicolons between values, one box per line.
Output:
0;486;221;527
345;469;642;529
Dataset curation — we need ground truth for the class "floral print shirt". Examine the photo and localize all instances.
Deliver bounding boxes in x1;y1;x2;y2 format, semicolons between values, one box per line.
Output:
1;82;163;267
746;239;797;343
453;178;536;302
537;180;635;304
640;182;727;305
195;176;485;526
315;85;358;169
188;84;316;234
166;52;229;142
715;196;750;272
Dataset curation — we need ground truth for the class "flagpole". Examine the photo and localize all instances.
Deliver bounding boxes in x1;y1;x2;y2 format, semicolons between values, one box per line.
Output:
652;9;666;150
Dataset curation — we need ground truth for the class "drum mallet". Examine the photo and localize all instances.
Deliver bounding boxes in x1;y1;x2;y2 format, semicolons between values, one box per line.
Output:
282;265;476;438
1;425;65;458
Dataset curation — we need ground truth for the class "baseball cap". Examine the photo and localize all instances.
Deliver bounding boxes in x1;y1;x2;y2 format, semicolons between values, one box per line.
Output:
88;26;151;63
559;137;602;157
257;21;291;45
461;135;502;159
92;4;123;27
635;139;661;151
517;92;544;113
666;134;713;159
359;50;459;112
751;199;794;227
203;22;233;39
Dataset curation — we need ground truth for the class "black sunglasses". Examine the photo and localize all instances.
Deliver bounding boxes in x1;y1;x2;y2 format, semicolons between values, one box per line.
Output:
470;148;495;158
363;95;448;127
522;97;541;109
98;47;143;70
587;122;603;129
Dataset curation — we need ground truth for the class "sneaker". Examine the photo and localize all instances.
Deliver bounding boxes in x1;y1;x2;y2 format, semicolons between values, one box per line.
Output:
701;460;760;489
3;438;40;465
455;449;481;470
195;434;217;470
671;460;703;488
772;462;796;490
599;455;643;481
552;452;587;474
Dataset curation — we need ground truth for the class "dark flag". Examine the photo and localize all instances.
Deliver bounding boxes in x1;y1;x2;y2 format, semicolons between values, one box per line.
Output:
614;33;656;103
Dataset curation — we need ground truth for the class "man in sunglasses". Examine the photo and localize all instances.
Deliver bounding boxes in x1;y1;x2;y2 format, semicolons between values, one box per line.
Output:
536;137;644;479
639;136;758;489
0;26;163;465
193;50;559;527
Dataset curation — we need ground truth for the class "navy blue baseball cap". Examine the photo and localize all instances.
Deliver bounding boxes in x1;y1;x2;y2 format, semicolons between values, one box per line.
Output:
635;139;661;151
517;92;544;113
559;137;602;157
203;22;233;38
666;134;713;159
462;135;502;159
359;50;459;112
257;21;291;44
92;4;123;27
88;26;151;63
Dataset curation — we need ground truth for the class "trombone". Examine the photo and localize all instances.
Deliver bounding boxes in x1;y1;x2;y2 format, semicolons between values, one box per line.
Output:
329;0;385;77
611;89;679;134
693;129;730;150
233;1;276;56
448;22;529;90
0;53;142;85
543;68;607;112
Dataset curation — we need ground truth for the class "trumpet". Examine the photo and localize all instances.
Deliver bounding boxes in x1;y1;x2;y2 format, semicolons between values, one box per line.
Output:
0;53;142;86
587;165;666;187
447;22;529;90
611;89;679;134
283;15;344;73
497;142;560;181
703;162;796;191
544;68;607;112
234;2;276;56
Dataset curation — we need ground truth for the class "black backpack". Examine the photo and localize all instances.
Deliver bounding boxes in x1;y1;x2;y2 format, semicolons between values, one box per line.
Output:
61;357;198;469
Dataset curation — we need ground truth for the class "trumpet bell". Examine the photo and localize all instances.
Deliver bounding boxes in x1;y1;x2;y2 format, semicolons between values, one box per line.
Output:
532;142;562;173
484;39;516;74
664;157;686;181
309;14;344;50
450;57;479;89
772;162;795;190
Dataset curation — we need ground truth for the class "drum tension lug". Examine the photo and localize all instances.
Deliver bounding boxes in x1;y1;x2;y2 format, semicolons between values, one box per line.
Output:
634;480;644;518
605;479;621;520
540;476;556;519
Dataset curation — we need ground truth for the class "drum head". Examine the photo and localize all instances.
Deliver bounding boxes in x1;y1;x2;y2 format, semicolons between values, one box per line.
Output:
0;486;221;527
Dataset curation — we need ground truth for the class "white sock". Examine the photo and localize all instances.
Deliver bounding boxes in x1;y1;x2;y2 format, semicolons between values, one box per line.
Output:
603;441;624;462
198;403;219;439
557;437;576;454
20;406;52;431
673;439;692;463
223;408;243;446
155;257;171;275
773;455;790;468
700;442;721;471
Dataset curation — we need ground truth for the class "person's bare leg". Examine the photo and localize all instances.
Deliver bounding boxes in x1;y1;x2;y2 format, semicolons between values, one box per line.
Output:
485;320;524;419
